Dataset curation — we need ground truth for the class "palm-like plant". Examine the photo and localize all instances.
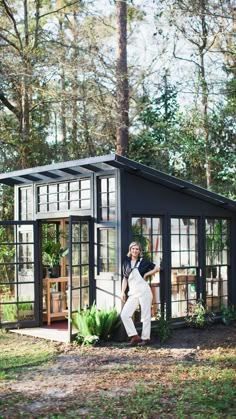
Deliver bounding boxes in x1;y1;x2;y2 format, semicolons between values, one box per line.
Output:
72;303;121;345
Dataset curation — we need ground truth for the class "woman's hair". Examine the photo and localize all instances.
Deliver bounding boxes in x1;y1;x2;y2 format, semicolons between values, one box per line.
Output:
127;241;142;257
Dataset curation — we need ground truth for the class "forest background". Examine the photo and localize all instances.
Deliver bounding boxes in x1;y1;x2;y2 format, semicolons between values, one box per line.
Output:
0;0;235;219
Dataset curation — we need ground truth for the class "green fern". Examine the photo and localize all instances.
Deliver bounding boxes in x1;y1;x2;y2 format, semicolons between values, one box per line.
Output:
72;303;121;345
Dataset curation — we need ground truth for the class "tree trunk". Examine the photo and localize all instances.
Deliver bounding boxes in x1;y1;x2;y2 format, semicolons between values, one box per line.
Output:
59;19;68;160
116;0;129;156
20;0;31;168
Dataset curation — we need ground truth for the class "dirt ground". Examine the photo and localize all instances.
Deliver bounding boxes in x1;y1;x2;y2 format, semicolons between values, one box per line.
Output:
1;323;236;418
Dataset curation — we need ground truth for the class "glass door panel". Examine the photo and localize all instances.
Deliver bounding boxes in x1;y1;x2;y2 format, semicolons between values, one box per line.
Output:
171;218;198;318
67;216;92;341
0;222;38;325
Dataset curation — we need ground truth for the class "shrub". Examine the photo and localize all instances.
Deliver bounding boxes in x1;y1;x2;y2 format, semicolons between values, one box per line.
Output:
155;309;171;344
72;303;121;345
221;304;236;325
185;299;215;328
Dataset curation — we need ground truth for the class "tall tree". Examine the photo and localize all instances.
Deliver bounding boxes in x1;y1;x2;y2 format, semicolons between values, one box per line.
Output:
116;0;129;156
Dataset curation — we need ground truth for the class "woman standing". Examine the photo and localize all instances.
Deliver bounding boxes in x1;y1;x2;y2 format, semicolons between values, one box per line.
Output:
121;241;159;346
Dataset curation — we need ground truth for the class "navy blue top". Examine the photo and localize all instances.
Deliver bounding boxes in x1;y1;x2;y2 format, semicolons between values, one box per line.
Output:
122;256;156;280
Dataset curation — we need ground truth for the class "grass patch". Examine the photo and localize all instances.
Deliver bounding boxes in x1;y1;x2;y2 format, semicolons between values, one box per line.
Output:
0;330;235;418
0;331;58;379
81;363;236;418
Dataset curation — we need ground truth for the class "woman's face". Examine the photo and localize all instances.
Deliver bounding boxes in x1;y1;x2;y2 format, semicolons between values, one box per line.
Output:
130;245;141;258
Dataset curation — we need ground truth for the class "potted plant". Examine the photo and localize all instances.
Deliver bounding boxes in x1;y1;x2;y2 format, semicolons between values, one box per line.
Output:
42;240;69;278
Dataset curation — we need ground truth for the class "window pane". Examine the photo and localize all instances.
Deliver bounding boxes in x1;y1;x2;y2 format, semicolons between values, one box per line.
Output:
81;223;89;241
81;179;90;190
48;193;57;204
99;228;115;273
49;184;57;194
109;177;115;192
39;204;47;213
70;201;79;210
70;181;79;191
99;177;116;221
59;183;67;192
101;178;107;192
59;201;68;211
39;186;47;194
109;192;115;205
49;203;57;212
72;224;80;241
101;194;108;206
81;190;90;200
70;191;79;201
80;199;90;209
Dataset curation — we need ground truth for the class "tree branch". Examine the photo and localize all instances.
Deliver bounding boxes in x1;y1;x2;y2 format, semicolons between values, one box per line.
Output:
0;91;20;119
0;32;21;53
1;0;23;50
173;38;201;68
38;0;80;19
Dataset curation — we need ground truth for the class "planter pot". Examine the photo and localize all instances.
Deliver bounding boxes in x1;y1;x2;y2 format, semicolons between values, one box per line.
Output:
48;266;60;278
50;292;63;313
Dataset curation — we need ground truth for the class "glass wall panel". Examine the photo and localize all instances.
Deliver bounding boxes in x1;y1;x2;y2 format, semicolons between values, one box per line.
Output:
205;219;229;311
98;228;116;272
19;187;33;220
37;179;91;213
171;218;198;318
98;176;116;221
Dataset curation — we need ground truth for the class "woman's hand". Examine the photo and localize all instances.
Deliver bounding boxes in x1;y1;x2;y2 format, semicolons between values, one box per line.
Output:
121;292;127;303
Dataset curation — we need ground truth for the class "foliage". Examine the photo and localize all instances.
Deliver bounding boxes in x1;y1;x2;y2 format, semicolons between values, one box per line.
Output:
1;302;17;322
221;304;236;326
1;295;33;322
18;301;33;311
42;224;68;268
155;309;171;344
185;299;215;328
130;79;181;173
73;303;121;345
131;222;151;260
42;240;68;268
206;219;228;267
0;0;234;199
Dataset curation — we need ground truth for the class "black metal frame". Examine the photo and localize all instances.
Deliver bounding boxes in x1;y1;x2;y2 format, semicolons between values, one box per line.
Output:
0;220;40;328
67;215;94;342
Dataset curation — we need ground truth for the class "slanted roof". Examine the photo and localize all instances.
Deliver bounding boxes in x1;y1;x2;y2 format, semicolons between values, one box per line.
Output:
0;153;235;212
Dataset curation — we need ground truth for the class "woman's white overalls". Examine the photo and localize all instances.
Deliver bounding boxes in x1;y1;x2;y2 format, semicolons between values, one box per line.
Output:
121;260;153;340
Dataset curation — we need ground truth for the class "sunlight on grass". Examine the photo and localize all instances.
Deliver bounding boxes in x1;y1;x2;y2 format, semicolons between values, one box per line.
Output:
81;359;236;418
0;332;58;379
0;331;235;418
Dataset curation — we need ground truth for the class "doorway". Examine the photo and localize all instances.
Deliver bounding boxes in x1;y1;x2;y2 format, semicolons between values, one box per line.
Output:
41;216;93;342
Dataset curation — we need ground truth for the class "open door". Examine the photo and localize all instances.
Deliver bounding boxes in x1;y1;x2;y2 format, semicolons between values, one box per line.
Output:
0;220;40;327
67;216;93;342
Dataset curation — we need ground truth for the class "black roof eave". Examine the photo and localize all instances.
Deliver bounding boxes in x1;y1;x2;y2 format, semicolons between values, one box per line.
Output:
112;155;236;212
0;153;235;212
